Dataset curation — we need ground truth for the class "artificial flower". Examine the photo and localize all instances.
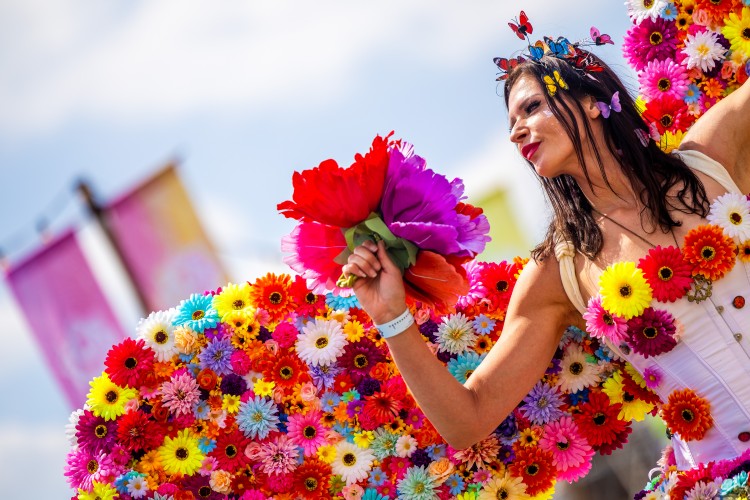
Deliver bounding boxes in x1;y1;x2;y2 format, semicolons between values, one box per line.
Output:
212;282;254;320
508;447;556;497
136;309;178;362
626;0;670;24
682;224;737;280
86;372;137;421
538;416;594;482
296;318;348;366
707;191;750;241
158;429;205;476
478;471;530;500
583;295;629;343
598;261;653;319
436;312;477;354
557;343;602;394
626;307;678;357
333;440;375;485
639;58;691;100
637;245;693;302
249;273;295;324
682;29;727;71
624;17;679;71
602;371;655;421
173;293;219;333
661;388;713;441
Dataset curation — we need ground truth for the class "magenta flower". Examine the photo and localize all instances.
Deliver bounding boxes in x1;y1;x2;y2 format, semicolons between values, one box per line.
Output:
639;58;690;101
75;410;117;455
538;416;594;482
381;143;489;258
287;410;327;456
64;448;117;491
583;295;628;344
643;365;663;389
623;17;678;72
626;307;678;358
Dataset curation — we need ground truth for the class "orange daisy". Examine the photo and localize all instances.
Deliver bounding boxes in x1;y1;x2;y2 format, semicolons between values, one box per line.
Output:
249;273;295;324
661;388;713;441
682;224;736;280
738;241;750;262
508;446;556;496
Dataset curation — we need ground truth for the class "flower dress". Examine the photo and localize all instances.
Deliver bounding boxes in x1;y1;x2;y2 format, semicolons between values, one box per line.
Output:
555;149;750;497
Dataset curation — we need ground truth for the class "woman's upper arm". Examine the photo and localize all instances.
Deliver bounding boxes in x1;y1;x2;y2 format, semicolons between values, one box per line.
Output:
680;79;750;190
462;256;580;437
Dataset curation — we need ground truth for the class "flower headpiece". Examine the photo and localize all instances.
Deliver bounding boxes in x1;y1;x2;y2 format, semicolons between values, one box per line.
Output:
493;10;615;90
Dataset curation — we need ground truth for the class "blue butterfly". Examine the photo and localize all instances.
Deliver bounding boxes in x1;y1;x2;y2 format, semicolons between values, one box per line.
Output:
544;36;573;58
528;40;545;60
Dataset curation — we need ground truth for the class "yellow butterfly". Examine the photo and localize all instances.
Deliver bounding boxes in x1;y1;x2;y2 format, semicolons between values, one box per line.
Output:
543;70;568;97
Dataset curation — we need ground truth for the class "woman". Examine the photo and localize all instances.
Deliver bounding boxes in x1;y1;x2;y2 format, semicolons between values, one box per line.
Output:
342;49;750;487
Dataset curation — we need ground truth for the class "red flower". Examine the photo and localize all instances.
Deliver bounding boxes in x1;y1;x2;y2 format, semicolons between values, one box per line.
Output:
642;95;696;134
196;368;218;391
362;391;403;428
508;446;556;496
292;459;331;500
695;0;737;26
573;391;629;452
115;410;162;452
104;338;155;388
210;428;250;472
404;251;470;313
478;261;519;313
683;224;736;280
262;352;310;392
249;273;295;324
289;275;327;317
637;246;693;302
661;388;713;441
281;221;348;294
277;133;394;227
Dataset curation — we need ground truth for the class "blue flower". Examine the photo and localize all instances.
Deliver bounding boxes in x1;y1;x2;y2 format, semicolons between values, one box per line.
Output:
684;83;702;104
173;293;218;332
660;1;677;20
447;351;485;383
198;336;235;375
472;314;496;334
426;443;446;460
445;473;465;495
320;391;341;412
310;364;341;390
237;397;280;439
362;489;389;500
197;436;216;454
193;400;210;420
519;381;566;425
369;466;387;486
569;388;590;405
326;292;360;310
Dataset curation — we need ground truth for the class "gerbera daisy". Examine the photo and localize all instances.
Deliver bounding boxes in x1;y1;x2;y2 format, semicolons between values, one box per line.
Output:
738;240;750;262
77;481;119;500
338;339;385;383
707;192;750;241
508;447;556;496
289;275;328;318
447;351;485;384
626;307;678;358
478;471;530;500
573;391;628;450
639;58;690;101
160;372;201;417
397;465;438;500
212;281;254;320
557;343;602;394
64;448;116;491
125;475;149;498
296;318;348;366
661;388;713;441
158;428;204;476
538;416;594;482
198;336;235;376
626;0;669;24
707;1;746;34
237;396;281;439
264;352;310;393
332;440;375;485
363;391;403;428
436;312;477;354
643;94;696;134
583;295;629;343
642;365;664;389
478;261;517;312
682;29;727;72
210;428;250;472
473;314;497;335
602;371;655;421
116;410;162;451
661;1;678;19
287;410;327;456
136;309;178;362
173;293;219;332
250;273;295;324
75;410;117;455
104;338;155;389
519;382;566;425
682;224;737;280
599;261;653;319
293;459;332;499
637;246;693;302
623;17;679;71
86;372;137;421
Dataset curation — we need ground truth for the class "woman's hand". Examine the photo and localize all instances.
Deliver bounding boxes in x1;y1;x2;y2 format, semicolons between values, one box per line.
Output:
341;239;407;325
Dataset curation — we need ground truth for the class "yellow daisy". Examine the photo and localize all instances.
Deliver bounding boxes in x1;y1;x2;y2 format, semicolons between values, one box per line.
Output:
659;129;685;153
479;472;530;500
86;372;137;421
599;262;653;319
722;8;750;58
602;371;654;422
78;481;118;500
222;394;242;413
317;444;337;463
253;379;275;397
213;282;254;320
158;428;205;475
343;320;364;342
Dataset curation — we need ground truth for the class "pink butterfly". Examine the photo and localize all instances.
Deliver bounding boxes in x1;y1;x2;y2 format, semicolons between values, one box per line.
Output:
596;91;621;118
590;26;614;45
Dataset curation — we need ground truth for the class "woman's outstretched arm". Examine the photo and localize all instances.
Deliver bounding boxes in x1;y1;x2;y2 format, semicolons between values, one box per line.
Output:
342;240;580;449
680;78;750;192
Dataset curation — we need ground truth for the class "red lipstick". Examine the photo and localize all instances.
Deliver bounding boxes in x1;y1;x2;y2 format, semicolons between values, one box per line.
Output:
521;142;540;161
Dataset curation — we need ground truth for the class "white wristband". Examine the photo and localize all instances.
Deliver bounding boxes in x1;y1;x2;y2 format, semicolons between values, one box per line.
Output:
374;309;414;339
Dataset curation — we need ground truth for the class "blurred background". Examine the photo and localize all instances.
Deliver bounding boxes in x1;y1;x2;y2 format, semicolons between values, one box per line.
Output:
0;1;666;497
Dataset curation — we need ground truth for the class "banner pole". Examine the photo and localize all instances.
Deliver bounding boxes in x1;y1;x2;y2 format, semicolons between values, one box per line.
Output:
76;179;149;315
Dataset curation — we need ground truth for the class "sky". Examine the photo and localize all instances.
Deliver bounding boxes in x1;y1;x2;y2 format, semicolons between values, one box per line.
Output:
0;1;637;497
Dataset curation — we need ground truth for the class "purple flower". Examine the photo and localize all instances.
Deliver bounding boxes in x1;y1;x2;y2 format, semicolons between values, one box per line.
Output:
220;373;247;396
380;144;489;257
519;381;566;425
75;410;117;455
198;337;235;375
626;307;677;358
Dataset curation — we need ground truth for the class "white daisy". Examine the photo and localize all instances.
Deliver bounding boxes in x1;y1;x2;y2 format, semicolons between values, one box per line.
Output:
126;475;150;498
65;408;85;447
332;440;374;485
437;313;477;354
136;308;178;361
395;434;418;458
682;30;726;72
625;0;668;24
557;343;602;394
479;472;530;500
295;318;348;366
707;192;750;241
684;479;720;500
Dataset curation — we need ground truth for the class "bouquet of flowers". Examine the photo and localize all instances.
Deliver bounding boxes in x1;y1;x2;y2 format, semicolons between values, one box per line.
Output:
277;133;491;312
623;0;750;152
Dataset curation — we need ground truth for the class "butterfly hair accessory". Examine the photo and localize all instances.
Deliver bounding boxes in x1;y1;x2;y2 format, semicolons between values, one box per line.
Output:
543;70;568;97
493;11;614;82
596;91;622;118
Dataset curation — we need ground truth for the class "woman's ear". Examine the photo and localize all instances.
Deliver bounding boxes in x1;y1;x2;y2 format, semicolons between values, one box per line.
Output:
583;95;601;119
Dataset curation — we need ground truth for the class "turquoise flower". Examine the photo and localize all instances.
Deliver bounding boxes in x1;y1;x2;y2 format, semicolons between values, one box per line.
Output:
721;471;748;495
237;396;280;439
362;489;390;500
173;293;218;332
397;465;437;500
447;352;485;383
341;389;361;402
326;292;360;310
371;428;399;459
197;436;216;454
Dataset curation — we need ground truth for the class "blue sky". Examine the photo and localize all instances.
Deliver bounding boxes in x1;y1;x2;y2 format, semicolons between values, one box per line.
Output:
0;1;635;496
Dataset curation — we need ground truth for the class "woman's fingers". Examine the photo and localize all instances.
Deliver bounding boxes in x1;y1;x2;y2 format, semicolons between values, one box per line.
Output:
343;244;382;279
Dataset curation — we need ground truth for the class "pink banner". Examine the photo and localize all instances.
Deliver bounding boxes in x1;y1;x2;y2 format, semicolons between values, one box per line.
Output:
6;230;127;408
104;164;228;311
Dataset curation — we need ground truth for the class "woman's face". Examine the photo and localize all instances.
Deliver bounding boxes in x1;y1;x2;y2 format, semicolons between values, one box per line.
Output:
507;73;579;178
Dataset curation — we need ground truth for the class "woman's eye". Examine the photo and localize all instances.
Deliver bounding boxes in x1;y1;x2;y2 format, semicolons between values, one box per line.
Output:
525;101;539;114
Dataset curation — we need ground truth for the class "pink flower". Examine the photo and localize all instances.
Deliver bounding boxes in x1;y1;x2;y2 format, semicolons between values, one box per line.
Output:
583;295;629;344
643;365;663;389
159;372;201;417
538;416;595;482
639;58;690;101
286;410;326;456
257;435;299;476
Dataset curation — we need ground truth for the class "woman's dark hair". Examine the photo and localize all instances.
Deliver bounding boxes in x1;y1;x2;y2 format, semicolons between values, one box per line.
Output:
503;51;709;261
